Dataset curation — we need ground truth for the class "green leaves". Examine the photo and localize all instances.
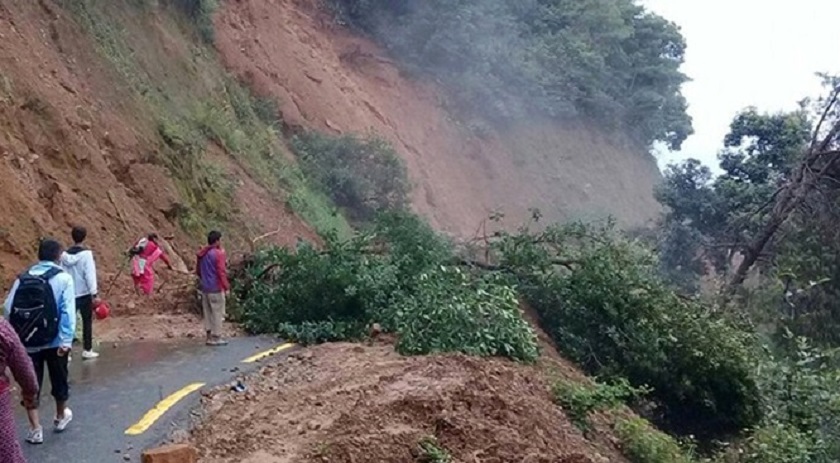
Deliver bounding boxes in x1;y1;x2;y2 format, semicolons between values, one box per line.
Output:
499;222;761;440
552;377;646;431
236;212;539;362
395;269;539;362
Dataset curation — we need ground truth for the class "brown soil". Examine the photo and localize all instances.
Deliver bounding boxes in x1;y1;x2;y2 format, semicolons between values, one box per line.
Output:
1;0;660;342
188;341;629;463
0;0;316;339
214;0;663;238
88;268;241;342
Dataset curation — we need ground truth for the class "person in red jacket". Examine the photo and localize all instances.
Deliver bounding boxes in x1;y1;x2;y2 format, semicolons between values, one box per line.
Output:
196;230;230;346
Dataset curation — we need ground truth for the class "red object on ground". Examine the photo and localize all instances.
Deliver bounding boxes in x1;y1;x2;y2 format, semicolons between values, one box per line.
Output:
94;300;111;320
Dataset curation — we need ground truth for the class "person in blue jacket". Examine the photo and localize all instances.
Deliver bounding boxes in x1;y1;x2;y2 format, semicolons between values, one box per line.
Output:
4;238;76;444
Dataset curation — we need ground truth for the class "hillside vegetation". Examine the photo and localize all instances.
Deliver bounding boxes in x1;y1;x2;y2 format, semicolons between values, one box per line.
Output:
330;0;692;149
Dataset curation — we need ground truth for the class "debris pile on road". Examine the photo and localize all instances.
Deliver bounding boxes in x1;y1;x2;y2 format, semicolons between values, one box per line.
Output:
189;342;629;463
95;270;240;342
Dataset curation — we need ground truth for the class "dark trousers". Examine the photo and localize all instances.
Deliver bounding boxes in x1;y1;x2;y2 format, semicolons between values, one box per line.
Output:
76;295;93;351
29;348;70;405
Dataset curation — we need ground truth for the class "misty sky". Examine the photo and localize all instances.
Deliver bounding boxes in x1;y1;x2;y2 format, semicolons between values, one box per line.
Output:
640;0;840;171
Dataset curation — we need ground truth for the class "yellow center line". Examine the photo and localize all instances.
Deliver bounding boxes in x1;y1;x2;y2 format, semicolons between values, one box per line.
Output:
241;342;296;363
124;383;205;436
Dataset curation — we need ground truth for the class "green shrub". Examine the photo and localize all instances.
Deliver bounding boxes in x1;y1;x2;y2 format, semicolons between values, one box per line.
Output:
236;212;538;362
395;269;538;362
500;222;761;440
736;423;818;463
172;0;218;43
291;132;409;224
417;436;452;463
552;377;646;431
615;417;696;463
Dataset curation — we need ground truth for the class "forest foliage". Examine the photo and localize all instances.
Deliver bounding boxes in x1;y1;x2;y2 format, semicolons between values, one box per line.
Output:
328;0;692;149
653;77;840;462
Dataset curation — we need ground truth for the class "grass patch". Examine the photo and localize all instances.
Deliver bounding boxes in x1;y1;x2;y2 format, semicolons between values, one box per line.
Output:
615;417;697;463
552;378;645;432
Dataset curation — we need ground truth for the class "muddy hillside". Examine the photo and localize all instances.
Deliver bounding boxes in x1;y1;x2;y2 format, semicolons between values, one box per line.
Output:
0;0;660;285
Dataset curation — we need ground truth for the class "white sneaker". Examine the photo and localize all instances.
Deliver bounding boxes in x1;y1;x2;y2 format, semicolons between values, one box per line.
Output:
55;408;73;432
26;426;44;444
82;350;99;360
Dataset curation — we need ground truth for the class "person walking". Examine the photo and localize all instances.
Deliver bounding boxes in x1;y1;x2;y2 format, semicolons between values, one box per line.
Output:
130;233;174;295
60;226;100;360
0;316;39;460
196;230;230;346
4;238;76;444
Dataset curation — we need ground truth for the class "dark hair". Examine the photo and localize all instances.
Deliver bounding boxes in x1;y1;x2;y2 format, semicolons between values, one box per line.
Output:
207;230;222;245
148;233;159;243
38;239;63;262
71;226;87;244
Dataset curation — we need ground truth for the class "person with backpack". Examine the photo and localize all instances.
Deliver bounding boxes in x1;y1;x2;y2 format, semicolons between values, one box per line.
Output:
129;233;174;295
60;226;100;360
0;316;39;461
196;230;230;346
3;238;76;444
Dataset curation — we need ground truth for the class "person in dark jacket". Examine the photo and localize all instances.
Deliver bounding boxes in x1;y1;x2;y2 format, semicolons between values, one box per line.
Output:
196;230;230;346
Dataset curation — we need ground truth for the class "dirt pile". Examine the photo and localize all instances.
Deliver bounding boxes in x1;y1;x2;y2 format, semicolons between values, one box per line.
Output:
214;0;663;238
189;342;628;463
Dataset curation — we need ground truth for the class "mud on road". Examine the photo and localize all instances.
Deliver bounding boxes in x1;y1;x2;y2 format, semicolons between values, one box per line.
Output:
189;342;629;463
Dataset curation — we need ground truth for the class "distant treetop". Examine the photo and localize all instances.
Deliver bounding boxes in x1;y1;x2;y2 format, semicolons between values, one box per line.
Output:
330;0;693;149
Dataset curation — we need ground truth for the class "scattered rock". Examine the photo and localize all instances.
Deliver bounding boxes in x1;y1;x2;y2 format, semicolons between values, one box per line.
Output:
141;443;198;463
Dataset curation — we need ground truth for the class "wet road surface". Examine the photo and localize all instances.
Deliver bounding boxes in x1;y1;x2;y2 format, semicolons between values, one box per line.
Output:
15;336;294;463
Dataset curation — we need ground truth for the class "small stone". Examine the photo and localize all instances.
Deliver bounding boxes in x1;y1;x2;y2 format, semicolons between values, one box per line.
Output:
141;444;198;463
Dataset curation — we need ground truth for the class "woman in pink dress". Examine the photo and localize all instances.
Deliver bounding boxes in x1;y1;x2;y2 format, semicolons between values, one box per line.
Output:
130;233;174;295
0;317;39;462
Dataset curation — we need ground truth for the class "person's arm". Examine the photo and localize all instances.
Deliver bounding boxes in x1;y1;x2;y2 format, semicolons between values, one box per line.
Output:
3;279;20;319
160;251;172;269
86;252;99;298
216;249;230;292
57;275;76;349
1;320;39;406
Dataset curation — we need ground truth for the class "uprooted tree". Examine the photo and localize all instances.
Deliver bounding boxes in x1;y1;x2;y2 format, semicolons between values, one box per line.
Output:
656;76;840;295
727;76;840;291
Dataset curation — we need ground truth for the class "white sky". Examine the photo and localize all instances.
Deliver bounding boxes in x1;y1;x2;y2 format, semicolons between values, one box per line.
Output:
641;0;840;171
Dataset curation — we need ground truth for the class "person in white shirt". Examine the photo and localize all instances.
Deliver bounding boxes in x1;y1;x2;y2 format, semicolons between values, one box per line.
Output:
60;226;100;360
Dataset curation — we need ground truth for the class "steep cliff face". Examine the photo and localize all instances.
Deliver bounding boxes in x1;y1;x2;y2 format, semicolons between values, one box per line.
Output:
213;0;663;238
0;0;661;284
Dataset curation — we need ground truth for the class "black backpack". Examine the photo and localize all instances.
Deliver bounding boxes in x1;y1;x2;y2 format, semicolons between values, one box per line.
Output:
8;267;62;348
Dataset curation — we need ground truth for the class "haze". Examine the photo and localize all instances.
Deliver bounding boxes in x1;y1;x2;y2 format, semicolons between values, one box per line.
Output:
642;0;840;170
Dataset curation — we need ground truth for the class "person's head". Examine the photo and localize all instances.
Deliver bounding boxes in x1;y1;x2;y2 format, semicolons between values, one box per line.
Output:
38;238;63;263
147;233;159;244
71;226;87;244
207;230;222;246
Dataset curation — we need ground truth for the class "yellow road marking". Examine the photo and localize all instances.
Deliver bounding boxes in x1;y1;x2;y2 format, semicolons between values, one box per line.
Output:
124;383;205;435
241;342;296;363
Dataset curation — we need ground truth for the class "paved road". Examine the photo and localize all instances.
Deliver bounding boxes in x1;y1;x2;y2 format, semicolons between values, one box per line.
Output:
15;336;294;463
